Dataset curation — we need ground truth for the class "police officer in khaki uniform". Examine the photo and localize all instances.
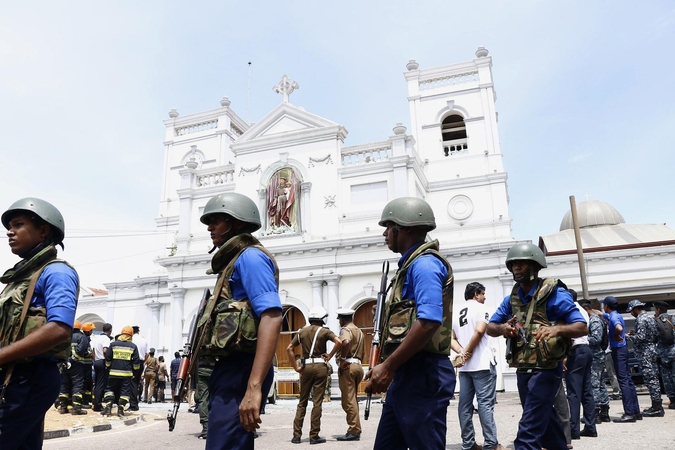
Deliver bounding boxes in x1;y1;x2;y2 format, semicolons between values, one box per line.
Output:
287;306;342;444
335;308;365;442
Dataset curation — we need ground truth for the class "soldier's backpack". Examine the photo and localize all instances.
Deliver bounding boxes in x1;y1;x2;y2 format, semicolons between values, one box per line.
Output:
655;315;675;346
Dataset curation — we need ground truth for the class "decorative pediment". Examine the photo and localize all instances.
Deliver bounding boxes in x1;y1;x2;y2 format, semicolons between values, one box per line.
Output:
236;103;339;143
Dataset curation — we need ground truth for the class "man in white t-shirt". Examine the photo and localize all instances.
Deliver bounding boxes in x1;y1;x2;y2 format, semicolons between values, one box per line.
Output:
130;326;149;410
452;282;502;450
92;322;113;411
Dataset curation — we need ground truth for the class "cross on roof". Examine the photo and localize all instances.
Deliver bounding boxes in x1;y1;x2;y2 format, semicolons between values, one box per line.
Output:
273;75;299;103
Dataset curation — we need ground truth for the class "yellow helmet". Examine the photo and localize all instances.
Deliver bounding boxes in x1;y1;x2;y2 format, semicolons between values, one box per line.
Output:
121;325;134;336
73;320;82;329
82;322;96;332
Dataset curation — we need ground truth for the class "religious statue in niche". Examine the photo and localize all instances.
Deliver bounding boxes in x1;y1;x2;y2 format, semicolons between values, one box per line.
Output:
265;168;299;234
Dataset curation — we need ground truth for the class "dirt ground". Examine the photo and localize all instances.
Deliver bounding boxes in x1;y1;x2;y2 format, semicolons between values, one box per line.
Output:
43;406;141;431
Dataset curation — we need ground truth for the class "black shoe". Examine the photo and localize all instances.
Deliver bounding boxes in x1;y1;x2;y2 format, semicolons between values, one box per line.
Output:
71;407;87;416
571;434;580;440
101;406;112;416
580;428;597;437
117;408;125;417
92;406;103;412
336;433;360;441
310;437;326;445
609;393;622;400
613;414;636;423
291;437;301;444
635;413;643;420
128;406;139;412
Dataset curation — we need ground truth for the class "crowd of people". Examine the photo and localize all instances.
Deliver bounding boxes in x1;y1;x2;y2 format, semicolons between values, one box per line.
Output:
1;195;674;450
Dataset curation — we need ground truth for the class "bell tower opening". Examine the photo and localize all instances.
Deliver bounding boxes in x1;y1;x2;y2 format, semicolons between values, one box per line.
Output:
441;114;468;156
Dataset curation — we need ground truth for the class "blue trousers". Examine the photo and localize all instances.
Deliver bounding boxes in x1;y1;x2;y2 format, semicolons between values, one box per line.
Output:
564;345;596;435
206;354;273;450
458;365;498;450
515;364;567;450
374;352;455;450
611;346;640;415
0;360;61;450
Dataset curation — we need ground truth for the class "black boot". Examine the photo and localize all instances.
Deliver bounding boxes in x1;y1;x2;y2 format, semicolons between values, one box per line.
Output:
643;399;665;417
594;407;603;424
101;405;112;416
198;423;208;439
669;397;675;410
117;407;125;417
71;404;87;415
598;404;611;423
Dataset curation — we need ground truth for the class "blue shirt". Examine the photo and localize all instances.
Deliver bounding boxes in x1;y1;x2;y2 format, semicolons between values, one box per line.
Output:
230;247;282;318
399;244;447;324
31;262;79;328
603;310;626;348
490;284;585;325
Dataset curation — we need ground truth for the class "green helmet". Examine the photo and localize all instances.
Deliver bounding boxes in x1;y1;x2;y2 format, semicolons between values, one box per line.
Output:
378;197;436;230
505;243;547;271
200;192;261;233
2;197;65;244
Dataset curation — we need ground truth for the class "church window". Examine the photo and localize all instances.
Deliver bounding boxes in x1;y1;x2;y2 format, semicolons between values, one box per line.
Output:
441;114;468;156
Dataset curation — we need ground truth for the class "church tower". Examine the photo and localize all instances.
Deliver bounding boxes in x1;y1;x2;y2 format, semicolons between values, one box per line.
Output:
403;47;511;245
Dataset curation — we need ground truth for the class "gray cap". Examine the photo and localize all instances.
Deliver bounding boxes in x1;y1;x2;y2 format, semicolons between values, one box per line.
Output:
626;299;646;312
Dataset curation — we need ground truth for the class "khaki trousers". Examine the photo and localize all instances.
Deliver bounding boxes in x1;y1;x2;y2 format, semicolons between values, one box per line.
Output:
143;372;156;403
293;362;328;439
338;363;364;435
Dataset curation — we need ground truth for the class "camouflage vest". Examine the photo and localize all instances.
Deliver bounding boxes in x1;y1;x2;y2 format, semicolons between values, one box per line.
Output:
507;278;571;370
381;240;454;360
199;234;279;357
0;245;74;363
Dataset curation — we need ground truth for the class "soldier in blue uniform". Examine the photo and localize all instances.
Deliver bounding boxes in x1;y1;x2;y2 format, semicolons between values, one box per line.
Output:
653;302;675;410
578;299;611;423
0;198;79;450
366;197;455;450
626;299;663;417
487;243;587;450
198;193;282;450
601;296;641;422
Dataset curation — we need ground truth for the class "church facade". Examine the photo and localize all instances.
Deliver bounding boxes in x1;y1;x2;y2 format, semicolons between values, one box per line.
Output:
76;47;521;393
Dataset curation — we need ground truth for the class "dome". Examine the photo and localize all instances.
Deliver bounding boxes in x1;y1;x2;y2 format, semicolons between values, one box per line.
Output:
559;200;625;231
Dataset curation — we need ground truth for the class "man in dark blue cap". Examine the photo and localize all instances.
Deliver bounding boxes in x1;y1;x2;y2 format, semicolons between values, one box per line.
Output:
601;296;641;422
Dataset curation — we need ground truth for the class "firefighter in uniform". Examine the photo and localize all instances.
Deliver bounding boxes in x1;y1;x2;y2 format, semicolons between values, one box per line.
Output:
81;322;95;408
487;243;587;450
102;325;141;417
287;306;342;444
197;192;282;450
365;197;455;450
626;299;664;417
0;198;79;449
335;308;365;442
59;320;93;414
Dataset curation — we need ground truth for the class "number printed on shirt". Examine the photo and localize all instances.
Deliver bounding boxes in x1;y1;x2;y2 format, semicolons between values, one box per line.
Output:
459;307;468;327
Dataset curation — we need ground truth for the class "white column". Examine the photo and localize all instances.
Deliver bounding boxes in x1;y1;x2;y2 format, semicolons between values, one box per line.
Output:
324;274;342;334
148;302;162;349
300;182;312;235
169;288;186;353
307;279;323;308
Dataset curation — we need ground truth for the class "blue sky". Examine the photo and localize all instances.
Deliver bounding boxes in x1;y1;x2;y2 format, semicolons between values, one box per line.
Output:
1;1;674;287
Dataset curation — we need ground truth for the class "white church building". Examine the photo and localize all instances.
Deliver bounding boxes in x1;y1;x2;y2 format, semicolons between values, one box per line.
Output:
76;47;524;394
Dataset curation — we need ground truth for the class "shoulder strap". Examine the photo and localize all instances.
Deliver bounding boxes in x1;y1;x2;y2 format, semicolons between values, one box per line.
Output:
2;262;53;390
308;326;322;358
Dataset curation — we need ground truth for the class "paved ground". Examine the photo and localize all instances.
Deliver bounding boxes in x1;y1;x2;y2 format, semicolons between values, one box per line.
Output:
44;393;675;449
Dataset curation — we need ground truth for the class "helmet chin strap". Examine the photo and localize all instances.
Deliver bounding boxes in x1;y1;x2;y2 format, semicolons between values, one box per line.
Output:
208;219;233;254
391;226;400;253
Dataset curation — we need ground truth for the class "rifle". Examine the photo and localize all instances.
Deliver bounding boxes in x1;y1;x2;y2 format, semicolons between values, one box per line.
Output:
364;260;389;420
167;288;210;432
505;316;529;362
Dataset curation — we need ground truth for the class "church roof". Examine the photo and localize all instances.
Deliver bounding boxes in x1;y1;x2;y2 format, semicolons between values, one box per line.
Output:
559;200;625;231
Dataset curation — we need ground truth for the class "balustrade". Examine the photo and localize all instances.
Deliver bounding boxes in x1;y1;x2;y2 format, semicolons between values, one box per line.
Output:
175;119;219;136
419;72;479;91
341;145;392;166
443;139;469;156
196;167;235;187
